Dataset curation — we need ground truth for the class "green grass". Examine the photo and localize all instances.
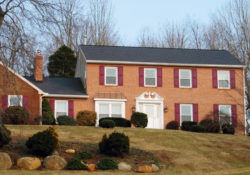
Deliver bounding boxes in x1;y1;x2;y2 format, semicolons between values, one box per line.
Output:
2;125;250;175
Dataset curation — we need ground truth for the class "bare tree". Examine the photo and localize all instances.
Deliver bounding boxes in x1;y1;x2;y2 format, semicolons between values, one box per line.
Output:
137;28;160;47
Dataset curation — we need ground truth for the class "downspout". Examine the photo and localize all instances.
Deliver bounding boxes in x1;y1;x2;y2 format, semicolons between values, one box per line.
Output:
243;68;247;135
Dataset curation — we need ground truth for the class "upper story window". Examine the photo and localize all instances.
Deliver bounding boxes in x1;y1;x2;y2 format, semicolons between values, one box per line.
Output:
180;104;193;124
105;67;118;86
55;100;68;118
144;68;157;87
218;71;230;89
8;95;22;107
219;105;232;125
179;69;192;88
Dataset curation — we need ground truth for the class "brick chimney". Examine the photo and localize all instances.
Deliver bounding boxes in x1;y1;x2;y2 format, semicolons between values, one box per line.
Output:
35;50;43;81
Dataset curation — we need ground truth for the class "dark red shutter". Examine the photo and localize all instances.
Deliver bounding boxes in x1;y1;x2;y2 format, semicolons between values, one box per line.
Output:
175;103;180;126
231;104;237;126
139;67;144;87
213;104;219;121
2;95;8;110
118;67;123;86
174;68;179;88
193;104;198;122
230;70;235;89
23;96;28;110
49;99;55;116
68;100;74;118
157;68;162;87
192;69;197;88
212;69;217;88
99;66;104;85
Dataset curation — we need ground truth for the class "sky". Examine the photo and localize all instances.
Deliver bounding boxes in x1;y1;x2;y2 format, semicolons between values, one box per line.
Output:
110;0;228;45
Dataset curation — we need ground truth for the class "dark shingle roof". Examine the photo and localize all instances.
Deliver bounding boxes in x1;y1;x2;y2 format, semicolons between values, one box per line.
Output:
25;77;86;95
80;45;243;66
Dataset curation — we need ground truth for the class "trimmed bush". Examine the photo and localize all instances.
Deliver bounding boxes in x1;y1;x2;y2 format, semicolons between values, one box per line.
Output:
131;112;148;128
99;117;131;127
42;99;55;125
199;119;220;133
99;119;115;128
181;121;197;131
66;157;88;170
166;120;179;130
190;125;205;132
3;106;29;124
57;115;76;126
46;126;60;148
222;124;235;135
0;124;11;147
77;111;96;126
97;158;118;170
75;151;92;160
26;127;58;157
34;115;42;125
99;132;129;157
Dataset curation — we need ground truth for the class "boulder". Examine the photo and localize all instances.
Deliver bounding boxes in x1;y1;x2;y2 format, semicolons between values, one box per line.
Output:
152;164;160;172
43;155;67;170
137;165;152;173
0;152;12;170
118;162;131;171
87;164;96;171
17;157;41;170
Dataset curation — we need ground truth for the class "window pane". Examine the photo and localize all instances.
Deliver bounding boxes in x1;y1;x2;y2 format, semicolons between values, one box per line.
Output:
56;101;67;112
219;80;229;88
182;115;192;122
218;71;229;80
220;105;231;116
56;112;67;118
106;68;116;76
180;70;191;79
100;104;109;114
145;69;156;78
99;114;109;119
106;77;117;84
10;96;21;106
145;78;156;85
112;104;121;115
180;79;191;87
181;105;191;115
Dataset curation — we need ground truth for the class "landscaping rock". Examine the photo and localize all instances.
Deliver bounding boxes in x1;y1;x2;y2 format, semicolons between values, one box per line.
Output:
87;163;96;171
137;165;152;173
17;157;41;170
43;155;67;170
152;164;160;172
65;149;75;154
0;152;12;170
118;162;131;171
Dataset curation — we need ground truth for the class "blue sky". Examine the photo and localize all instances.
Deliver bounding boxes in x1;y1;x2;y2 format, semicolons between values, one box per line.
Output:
110;0;228;45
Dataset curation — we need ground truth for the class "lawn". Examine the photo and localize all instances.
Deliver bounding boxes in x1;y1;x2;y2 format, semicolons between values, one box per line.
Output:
1;125;250;175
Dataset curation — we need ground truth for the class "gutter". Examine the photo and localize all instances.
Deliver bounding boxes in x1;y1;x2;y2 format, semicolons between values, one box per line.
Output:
43;94;89;99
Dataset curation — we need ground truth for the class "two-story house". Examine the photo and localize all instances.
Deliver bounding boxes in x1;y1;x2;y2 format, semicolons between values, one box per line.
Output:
0;45;246;135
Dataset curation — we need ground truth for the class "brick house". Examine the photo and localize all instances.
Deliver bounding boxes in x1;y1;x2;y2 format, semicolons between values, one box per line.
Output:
0;45;247;135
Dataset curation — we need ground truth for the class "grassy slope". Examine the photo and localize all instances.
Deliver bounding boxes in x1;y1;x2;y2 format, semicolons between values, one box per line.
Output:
2;125;250;175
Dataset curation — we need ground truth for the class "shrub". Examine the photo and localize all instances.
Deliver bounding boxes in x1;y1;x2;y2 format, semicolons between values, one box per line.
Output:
99;132;129;157
3;106;29;124
26;127;58;157
222;124;235;135
46;126;60;148
66;157;88;170
34;115;42;125
0;124;11;147
181;121;197;131
166;120;179;130
42;99;55;125
57;115;76;126
97;158;118;170
190;125;205;132
77;111;96;126
199;119;220;133
99;117;131;127
131;112;148;128
99;119;115;128
75;151;92;160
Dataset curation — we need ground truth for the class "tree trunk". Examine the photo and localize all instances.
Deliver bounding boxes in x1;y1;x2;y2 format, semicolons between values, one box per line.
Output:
0;7;5;28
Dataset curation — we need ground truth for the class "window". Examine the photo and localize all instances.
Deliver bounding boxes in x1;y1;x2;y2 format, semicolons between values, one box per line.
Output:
55;100;68;118
105;67;118;85
8;95;22;107
218;71;230;89
99;104;109;119
219;105;232;125
98;103;123;119
180;104;193;124
179;69;192;88
144;68;157;86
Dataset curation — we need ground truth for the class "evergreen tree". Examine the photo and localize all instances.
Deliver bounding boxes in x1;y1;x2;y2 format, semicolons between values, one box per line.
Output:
42;99;55;125
48;45;77;77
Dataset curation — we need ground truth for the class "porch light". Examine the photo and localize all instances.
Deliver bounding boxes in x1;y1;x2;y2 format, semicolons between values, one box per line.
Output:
164;106;168;112
132;106;136;112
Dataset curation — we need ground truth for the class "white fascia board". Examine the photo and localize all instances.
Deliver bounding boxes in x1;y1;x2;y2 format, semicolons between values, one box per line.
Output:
94;98;127;102
86;60;245;68
43;94;89;98
0;61;44;94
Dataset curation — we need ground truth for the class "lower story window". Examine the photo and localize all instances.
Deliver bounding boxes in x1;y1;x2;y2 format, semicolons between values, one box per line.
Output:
219;105;232;125
8;95;23;107
180;104;193;124
55;100;68;118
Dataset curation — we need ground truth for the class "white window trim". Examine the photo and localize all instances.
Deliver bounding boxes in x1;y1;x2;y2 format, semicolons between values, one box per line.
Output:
95;100;126;126
55;100;68;119
179;69;192;88
180;104;193;125
144;68;157;87
8;95;23;107
219;105;232;124
104;67;118;86
217;70;230;89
